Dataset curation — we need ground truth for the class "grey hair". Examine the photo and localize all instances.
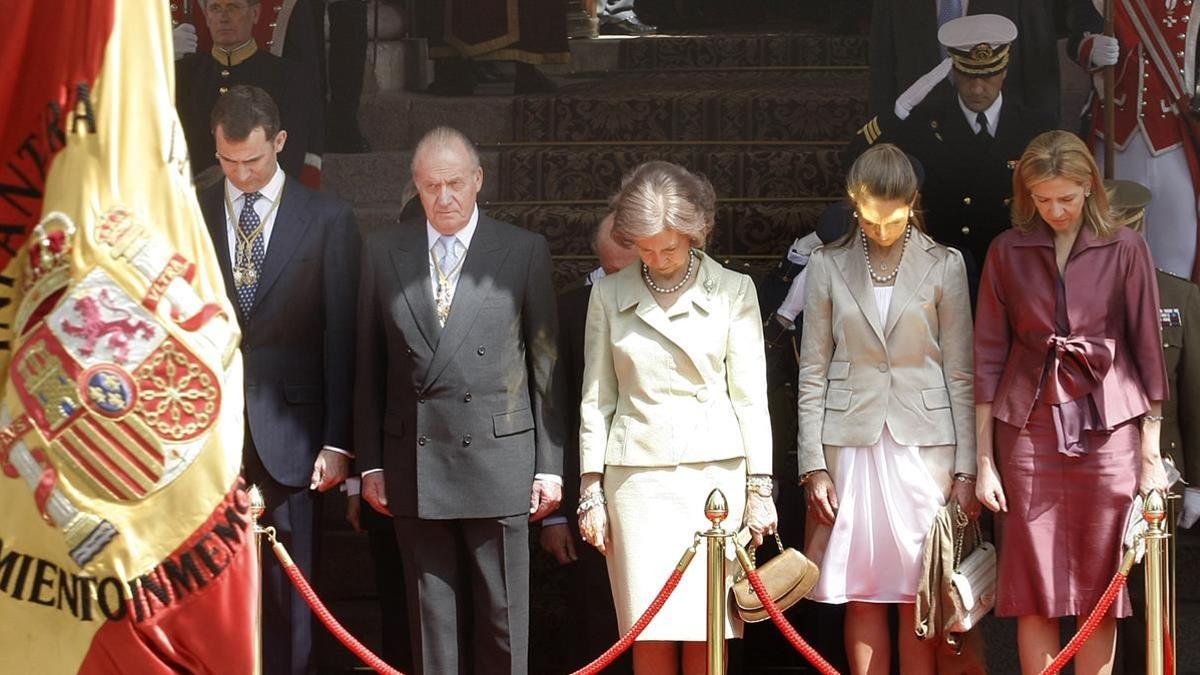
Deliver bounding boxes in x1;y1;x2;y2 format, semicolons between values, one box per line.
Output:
411;126;481;174
609;161;716;248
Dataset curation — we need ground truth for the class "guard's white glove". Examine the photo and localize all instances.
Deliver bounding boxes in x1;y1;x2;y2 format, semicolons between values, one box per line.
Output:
744;491;779;547
894;57;953;120
1085;34;1120;69
1180;487;1200;529
173;23;198;61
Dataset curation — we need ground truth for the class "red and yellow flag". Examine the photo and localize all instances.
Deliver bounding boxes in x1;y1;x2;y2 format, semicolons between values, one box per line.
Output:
0;2;256;672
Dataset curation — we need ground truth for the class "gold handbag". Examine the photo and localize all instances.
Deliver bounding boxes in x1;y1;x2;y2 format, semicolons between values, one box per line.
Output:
731;534;820;623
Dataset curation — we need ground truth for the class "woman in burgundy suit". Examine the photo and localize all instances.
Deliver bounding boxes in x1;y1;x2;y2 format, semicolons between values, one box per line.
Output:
974;130;1169;674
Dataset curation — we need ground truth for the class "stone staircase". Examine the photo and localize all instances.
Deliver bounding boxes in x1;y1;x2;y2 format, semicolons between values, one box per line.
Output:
312;6;1200;673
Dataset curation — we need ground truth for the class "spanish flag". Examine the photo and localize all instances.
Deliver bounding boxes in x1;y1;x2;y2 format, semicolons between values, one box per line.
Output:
0;2;256;672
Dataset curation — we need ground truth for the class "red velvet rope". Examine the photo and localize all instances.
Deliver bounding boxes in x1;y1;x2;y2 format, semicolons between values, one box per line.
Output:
570;559;691;675
1039;570;1129;675
743;568;841;675
274;543;402;675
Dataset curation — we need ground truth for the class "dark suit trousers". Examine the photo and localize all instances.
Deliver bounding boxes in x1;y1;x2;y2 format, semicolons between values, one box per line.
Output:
244;436;315;675
393;514;530;675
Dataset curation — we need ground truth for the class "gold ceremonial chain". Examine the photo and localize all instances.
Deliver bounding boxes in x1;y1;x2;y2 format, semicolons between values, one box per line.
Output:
430;244;466;325
225;191;282;289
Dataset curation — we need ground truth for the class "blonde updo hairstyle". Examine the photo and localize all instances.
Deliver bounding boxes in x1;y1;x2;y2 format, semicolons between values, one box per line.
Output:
609;161;717;249
842;143;925;244
1011;130;1116;237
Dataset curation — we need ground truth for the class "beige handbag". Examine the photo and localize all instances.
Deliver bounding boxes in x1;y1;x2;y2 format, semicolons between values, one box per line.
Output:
945;506;997;634
731;534;820;623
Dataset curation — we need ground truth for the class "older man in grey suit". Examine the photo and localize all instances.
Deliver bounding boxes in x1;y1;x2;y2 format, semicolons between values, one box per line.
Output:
355;126;564;675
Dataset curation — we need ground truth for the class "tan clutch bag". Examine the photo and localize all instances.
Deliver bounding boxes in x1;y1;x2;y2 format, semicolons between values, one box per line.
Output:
731;534;820;623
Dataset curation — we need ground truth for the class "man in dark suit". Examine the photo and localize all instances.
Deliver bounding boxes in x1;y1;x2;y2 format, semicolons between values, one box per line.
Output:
537;213;636;673
177;0;323;188
199;84;360;675
850;14;1055;290
355;126;564;675
870;0;1060;126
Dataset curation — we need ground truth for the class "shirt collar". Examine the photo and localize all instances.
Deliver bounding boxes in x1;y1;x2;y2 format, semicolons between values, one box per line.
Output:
958;91;1003;135
225;163;285;207
211;39;257;67
586;266;607;285
426;205;480;252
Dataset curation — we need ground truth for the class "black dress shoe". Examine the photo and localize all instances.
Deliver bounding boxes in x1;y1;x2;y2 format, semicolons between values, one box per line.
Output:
599;15;657;35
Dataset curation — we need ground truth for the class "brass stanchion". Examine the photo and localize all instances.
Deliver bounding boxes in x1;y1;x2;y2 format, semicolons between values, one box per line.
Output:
1143;490;1171;675
702;489;733;675
249;485;267;675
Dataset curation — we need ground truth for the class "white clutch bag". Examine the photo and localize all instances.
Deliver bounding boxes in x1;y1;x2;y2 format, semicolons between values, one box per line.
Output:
945;511;997;635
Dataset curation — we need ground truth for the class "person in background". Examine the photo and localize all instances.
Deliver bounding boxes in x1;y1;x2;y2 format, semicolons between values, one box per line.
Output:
175;0;324;188
1068;0;1200;283
1104;178;1200;674
577;161;777;675
417;0;568;95
869;0;1059;125
797;143;977;674
598;0;656;35
850;14;1054;298
974;130;1169;674
537;212;638;674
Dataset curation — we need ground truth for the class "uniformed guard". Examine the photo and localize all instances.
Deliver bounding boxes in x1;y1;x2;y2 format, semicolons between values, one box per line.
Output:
175;0;323;189
1107;179;1200;525
846;13;1055;292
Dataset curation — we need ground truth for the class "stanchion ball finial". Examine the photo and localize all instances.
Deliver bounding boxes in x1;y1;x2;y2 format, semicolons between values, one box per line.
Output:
705;488;728;527
1143;489;1167;526
248;484;266;521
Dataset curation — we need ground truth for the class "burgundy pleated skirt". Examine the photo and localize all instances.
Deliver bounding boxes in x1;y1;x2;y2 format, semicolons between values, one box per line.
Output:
993;401;1138;618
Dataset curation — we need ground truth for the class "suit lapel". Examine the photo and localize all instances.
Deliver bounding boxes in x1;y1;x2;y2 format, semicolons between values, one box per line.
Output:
394;222;441;351
832;242;886;345
252;177;313;310
883;230;938;337
201;183;241;322
617;253;714;374
423;215;508;389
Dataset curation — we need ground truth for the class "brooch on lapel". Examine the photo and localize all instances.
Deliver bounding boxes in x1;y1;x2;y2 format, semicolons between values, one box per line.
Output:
704;277;715;295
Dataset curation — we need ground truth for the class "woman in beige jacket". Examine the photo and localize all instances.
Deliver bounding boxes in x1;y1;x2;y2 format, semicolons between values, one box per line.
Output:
576;161;777;674
797;144;978;674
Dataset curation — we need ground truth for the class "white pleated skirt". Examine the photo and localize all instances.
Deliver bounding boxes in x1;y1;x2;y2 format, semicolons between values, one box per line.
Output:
806;426;950;604
604;457;746;642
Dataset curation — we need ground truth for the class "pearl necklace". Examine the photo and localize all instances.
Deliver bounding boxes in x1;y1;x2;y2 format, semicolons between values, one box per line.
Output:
642;249;697;294
861;225;911;284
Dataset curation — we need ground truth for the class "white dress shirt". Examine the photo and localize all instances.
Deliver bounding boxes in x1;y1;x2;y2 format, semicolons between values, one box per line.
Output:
959;91;1003;136
225;165;351;461
223;162;285;265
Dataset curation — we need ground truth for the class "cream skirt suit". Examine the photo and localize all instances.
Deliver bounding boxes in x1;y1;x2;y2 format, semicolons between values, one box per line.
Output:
579;251;772;641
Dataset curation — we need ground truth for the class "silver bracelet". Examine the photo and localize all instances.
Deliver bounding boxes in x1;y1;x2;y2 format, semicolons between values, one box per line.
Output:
576;490;606;515
746;474;773;496
1143;414;1164;423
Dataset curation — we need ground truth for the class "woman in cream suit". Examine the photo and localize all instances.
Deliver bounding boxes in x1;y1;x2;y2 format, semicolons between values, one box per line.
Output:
577;161;777;675
797;144;978;674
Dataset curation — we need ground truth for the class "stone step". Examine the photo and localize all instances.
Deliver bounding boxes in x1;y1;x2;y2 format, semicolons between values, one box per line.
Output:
494;143;845;202
358;91;518;151
614;33;868;71
515;70;867;143
323;150;505;206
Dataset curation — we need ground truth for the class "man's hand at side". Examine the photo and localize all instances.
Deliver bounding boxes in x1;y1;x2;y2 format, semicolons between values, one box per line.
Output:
362;471;392;516
529;478;562;522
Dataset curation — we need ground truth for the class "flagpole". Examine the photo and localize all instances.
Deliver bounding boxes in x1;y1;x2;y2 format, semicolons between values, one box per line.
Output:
1103;0;1116;179
250;485;266;675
